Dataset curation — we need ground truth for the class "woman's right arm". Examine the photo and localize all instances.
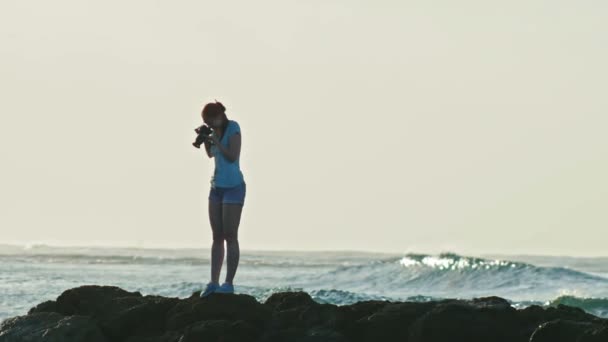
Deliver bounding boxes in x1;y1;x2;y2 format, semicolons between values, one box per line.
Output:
204;140;213;158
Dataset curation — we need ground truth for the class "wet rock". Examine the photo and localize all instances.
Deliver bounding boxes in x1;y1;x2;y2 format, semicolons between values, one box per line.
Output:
578;323;608;342
0;312;107;342
27;301;58;315
165;292;271;332
2;285;608;342
264;291;318;311
345;301;437;342
177;319;258;342
53;285;179;341
258;326;349;342
260;291;348;341
408;299;519;342
123;331;182;342
529;319;595;342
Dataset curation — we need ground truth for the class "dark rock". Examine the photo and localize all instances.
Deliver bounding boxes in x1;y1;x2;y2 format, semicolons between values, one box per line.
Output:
55;285;143;316
123;331;182;342
529;319;595;342
408;299;520;342
520;303;601;325
264;291;318;311
3;285;608;342
177;319;258;342
579;324;608;342
102;295;180;340
0;312;107;342
55;285;179;341
346;301;438;342
467;296;513;310
299;327;349;342
336;300;390;323
262;290;351;341
188;290;201;299
28;300;58;315
165;292;271;332
517;302;604;341
266;301;342;329
258;326;349;342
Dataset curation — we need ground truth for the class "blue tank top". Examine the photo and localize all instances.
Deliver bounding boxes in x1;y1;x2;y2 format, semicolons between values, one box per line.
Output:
210;120;245;188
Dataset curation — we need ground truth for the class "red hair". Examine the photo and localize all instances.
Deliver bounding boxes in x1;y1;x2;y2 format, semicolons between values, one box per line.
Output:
202;101;226;122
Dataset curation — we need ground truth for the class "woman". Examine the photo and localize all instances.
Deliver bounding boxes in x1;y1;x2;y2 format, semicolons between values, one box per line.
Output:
199;101;246;297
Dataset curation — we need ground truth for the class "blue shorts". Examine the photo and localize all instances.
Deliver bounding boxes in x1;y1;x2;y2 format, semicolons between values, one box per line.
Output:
209;182;246;205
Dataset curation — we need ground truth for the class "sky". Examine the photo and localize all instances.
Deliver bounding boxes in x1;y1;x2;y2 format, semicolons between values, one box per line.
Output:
0;1;607;256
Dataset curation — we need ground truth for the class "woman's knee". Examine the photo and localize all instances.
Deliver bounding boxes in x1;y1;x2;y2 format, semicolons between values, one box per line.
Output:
212;232;225;242
224;233;238;243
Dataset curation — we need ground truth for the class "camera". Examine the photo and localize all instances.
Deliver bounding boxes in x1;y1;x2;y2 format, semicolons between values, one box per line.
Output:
192;124;214;148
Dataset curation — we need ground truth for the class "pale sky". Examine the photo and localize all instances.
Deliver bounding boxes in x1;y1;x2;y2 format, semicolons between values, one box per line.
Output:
1;1;607;256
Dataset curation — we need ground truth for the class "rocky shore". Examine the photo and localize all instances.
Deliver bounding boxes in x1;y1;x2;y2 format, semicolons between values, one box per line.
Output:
1;285;607;342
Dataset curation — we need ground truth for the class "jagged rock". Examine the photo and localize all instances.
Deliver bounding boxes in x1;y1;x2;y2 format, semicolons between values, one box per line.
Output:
259;326;349;342
264;292;318;311
165;292;271;332
53;285;179;341
578;324;608;341
258;326;349;342
467;296;513;310
264;292;342;329
27;301;58;315
344;301;438;342
529;319;595;342
2;285;607;342
123;331;182;342
408;298;519;342
519;303;601;324
54;285;143;317
177;319;258;342
0;312;107;342
261;291;347;341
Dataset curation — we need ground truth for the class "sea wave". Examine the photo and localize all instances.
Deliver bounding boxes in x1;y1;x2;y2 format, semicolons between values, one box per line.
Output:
304;252;608;302
548;295;608;318
4;244;608;316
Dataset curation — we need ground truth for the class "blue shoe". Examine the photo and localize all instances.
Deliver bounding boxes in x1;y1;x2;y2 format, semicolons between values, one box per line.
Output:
200;282;219;298
215;282;234;294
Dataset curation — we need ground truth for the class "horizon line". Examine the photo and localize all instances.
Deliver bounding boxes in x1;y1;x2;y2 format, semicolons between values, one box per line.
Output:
1;241;607;258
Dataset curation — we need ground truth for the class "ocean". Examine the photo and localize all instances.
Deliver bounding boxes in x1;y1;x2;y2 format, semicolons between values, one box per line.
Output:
2;244;608;323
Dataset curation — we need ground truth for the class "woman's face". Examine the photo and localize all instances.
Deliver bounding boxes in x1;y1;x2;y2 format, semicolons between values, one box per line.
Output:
206;116;224;129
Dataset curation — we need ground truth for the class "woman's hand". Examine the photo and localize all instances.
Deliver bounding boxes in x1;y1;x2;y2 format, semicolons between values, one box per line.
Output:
208;132;240;163
208;134;220;145
203;139;213;158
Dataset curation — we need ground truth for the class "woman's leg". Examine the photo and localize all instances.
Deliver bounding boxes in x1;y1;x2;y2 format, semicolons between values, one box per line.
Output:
222;203;243;284
209;200;224;284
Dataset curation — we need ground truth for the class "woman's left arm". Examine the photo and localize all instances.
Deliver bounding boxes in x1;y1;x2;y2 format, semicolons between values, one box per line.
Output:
211;133;241;163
